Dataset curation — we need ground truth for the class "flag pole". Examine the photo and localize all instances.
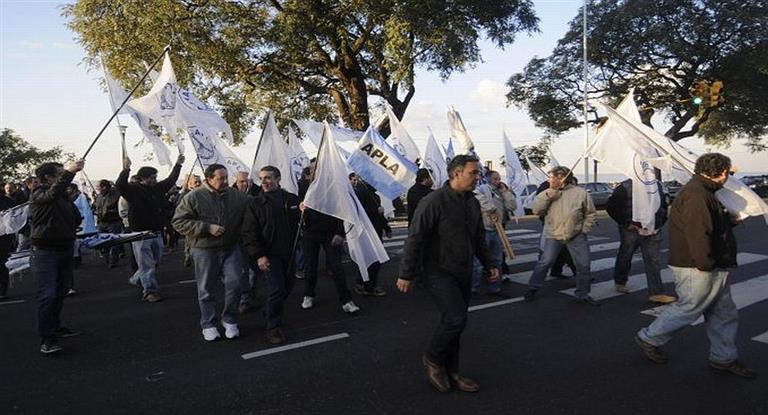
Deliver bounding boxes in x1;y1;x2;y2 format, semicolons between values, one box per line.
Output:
82;44;171;160
246;110;271;193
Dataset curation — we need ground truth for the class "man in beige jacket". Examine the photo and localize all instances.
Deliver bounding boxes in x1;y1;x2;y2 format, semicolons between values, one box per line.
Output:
524;166;599;305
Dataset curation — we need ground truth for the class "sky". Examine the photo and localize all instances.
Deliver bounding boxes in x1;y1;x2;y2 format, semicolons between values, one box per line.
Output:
1;0;766;183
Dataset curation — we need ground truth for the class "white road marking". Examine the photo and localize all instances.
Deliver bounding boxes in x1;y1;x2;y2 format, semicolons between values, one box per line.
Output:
0;299;25;306
468;297;524;312
241;333;351;360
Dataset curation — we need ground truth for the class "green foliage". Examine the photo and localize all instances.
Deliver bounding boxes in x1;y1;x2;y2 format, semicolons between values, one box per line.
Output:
506;0;768;150
63;0;538;142
0;129;72;181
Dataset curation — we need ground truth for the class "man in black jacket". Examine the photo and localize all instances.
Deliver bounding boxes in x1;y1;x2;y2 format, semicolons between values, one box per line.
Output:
93;179;123;268
635;153;756;379
606;179;675;304
397;155;499;393
406;168;433;226
349;173;387;297
116;155;184;302
242;166;301;344
29;159;84;354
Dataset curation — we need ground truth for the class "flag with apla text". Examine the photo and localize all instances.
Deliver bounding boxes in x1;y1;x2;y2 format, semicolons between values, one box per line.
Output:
347;126;418;199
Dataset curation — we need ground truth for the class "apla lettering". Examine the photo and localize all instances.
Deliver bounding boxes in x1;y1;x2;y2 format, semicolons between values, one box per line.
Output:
360;143;400;175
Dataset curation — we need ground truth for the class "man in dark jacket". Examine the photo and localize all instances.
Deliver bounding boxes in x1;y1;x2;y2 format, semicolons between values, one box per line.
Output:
349;173;387;297
29;159;84;354
635;153;756;379
397;155;499;393
406;168;433;226
606;179;675;304
242;166;301;344
93;179;123;267
116;154;184;302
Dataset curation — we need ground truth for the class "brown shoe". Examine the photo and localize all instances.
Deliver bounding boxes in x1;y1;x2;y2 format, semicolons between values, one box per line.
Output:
710;360;757;379
266;328;285;345
635;334;668;364
143;292;162;303
449;373;480;392
648;294;676;304
615;283;630;294
422;355;450;393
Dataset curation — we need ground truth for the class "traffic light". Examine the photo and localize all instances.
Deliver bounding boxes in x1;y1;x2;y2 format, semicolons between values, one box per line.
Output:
710;80;724;107
689;80;709;106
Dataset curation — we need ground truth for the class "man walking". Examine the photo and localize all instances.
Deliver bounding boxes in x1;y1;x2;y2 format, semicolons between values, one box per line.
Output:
242;166;301;344
635;153;756;379
93;179;123;268
524;166;599;305
116;154;184;302
473;170;516;296
29;159;85;354
406;168;433;226
606;178;676;304
173;163;248;341
397;155;499;393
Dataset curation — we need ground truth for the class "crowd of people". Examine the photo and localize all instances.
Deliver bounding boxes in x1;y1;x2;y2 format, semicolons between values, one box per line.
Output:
0;151;756;389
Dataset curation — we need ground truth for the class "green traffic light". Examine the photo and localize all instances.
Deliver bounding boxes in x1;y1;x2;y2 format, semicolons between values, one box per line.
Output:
693;97;703;105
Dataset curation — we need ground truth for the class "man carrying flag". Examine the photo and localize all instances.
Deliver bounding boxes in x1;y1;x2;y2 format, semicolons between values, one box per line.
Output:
397;155;499;393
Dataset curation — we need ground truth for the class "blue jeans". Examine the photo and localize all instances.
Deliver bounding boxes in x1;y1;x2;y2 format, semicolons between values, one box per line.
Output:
32;247;74;341
130;235;163;294
638;267;739;363
263;255;295;330
190;246;244;329
613;227;665;295
472;230;502;293
528;233;592;298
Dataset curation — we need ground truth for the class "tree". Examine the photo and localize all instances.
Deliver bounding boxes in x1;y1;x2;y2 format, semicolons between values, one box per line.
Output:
499;144;548;171
0;129;71;182
506;0;768;150
64;0;538;141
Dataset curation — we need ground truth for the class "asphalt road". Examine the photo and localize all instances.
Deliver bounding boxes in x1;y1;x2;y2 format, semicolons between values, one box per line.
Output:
1;213;767;414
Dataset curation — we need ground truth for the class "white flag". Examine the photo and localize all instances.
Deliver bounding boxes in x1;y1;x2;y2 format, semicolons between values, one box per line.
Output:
443;137;456;161
249;112;298;195
503;131;527;217
589;91;663;229
103;64;173;166
385;105;421;163
422;129;448;189
294;119;364;148
599;104;768;224
304;123;390;281
286;125;310;189
548;148;561;169
447;107;475;155
0;203;29;236
526;156;548;185
347;126;418;200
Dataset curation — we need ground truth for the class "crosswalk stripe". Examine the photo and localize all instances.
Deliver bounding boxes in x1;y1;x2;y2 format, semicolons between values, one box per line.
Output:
640;254;768;321
507;242;621;266
504;248;649;285
385;228;537;243
383;233;607;249
752;331;768;344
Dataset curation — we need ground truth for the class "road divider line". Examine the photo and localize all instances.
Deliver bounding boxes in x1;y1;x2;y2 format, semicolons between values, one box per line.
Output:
241;333;350;360
178;279;196;284
752;331;768;344
468;297;524;312
0;299;25;306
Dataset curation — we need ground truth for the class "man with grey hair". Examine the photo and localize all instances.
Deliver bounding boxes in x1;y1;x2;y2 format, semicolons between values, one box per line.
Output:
524;166;599;305
635;153;756;379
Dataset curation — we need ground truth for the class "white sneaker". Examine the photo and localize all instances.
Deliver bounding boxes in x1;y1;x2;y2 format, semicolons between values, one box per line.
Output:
222;322;240;339
341;301;360;314
501;274;512;282
202;327;221;342
301;296;314;310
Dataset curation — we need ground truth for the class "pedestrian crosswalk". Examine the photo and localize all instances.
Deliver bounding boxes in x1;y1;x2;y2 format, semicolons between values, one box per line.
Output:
386;226;768;344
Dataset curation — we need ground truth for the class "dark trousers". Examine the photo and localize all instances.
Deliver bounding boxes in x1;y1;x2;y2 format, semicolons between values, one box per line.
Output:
0;246;10;297
303;233;351;304
98;221;124;265
425;274;471;374
264;255;295;330
356;261;381;290
551;247;575;275
613;227;664;295
32;247;74;341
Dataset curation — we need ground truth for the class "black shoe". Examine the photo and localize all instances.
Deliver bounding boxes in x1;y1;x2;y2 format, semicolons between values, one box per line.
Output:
550;273;569;279
487;291;510;298
575;296;601;306
710;360;757;379
523;290;537;302
55;326;81;338
40;339;63;355
266;328;286;345
635;334;668;364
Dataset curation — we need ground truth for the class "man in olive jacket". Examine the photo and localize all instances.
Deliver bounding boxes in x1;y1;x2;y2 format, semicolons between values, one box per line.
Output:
524;166;598;305
173;163;248;342
397;155;499;394
636;153;756;379
241;166;301;344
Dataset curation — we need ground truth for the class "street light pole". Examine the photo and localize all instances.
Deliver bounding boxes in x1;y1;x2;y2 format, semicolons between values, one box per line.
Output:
582;0;590;184
118;124;128;160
